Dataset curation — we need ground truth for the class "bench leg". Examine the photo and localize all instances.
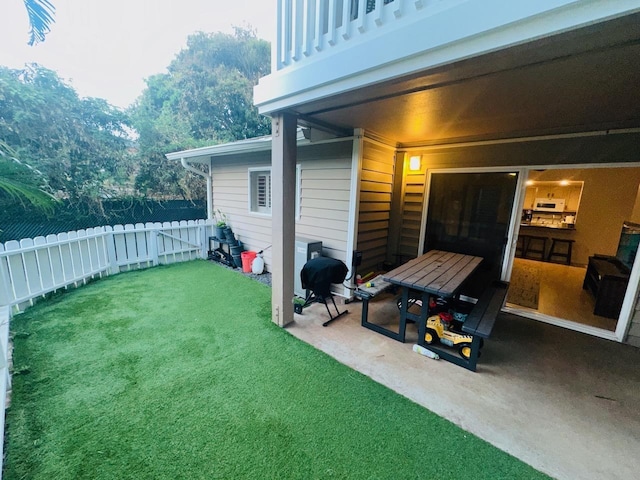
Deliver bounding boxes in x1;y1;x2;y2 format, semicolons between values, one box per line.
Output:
360;296;371;326
465;335;483;372
416;290;430;346
361;293;406;342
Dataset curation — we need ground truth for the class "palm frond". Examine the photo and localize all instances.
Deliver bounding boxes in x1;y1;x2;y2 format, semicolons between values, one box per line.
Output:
0;176;57;213
23;0;56;46
0;141;57;214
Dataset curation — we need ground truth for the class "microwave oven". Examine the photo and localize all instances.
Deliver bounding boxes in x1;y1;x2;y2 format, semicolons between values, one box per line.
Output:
534;198;566;212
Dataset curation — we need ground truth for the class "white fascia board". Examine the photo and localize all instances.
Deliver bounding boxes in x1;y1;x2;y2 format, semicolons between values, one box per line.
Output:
165;135;274;163
255;0;640;114
165;129;358;165
165;130;311;163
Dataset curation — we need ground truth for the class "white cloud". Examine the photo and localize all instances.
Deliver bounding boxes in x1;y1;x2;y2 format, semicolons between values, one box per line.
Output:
0;0;275;108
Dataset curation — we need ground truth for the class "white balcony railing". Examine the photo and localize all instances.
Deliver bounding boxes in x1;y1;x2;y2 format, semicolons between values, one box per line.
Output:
274;0;440;71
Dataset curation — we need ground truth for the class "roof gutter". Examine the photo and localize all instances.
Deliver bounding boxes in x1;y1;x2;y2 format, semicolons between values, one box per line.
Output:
181;158;213;221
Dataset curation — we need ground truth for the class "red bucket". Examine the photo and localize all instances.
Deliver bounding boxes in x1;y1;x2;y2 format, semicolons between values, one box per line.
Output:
241;251;257;273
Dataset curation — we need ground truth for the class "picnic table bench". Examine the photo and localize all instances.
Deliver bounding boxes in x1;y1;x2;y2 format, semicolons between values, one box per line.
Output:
353;274;397;337
354;252;509;371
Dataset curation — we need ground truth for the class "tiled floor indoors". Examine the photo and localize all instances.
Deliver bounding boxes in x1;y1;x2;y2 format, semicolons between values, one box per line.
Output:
510;258;617;330
286;294;640;480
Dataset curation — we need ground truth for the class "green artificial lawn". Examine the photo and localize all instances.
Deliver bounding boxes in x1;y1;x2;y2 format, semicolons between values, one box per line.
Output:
4;260;549;479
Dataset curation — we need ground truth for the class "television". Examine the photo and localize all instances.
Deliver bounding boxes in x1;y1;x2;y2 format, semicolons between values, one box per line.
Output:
615;221;640;271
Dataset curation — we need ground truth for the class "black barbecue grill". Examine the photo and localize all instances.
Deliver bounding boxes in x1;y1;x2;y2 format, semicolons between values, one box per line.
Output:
300;256;349;326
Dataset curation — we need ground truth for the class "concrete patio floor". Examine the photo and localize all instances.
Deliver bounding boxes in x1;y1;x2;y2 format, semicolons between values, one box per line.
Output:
285;293;640;480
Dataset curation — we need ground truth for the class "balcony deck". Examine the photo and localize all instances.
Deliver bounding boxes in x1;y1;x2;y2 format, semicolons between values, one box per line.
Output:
255;0;640;116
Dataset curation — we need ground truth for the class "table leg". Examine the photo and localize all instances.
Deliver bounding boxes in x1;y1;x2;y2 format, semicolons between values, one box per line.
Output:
398;287;409;342
417;291;430;345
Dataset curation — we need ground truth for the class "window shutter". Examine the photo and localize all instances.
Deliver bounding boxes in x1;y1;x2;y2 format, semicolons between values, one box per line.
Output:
257;174;271;208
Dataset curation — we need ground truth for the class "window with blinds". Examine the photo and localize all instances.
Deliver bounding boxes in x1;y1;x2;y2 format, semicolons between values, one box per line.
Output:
250;169;272;214
257;173;271;209
249;166;301;217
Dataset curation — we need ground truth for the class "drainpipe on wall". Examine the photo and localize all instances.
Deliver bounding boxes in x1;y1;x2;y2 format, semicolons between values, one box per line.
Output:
181;158;213;220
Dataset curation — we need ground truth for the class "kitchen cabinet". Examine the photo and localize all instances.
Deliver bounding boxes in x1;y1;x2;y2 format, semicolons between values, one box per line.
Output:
522;181;583;228
523;182;583;212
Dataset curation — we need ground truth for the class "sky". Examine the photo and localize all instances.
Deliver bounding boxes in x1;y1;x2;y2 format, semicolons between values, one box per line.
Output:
0;0;275;109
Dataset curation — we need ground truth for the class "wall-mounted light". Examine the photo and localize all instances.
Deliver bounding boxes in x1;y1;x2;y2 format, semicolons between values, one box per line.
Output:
409;155;421;171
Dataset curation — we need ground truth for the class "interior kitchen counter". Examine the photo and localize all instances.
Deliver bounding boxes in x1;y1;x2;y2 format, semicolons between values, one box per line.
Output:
520;223;576;230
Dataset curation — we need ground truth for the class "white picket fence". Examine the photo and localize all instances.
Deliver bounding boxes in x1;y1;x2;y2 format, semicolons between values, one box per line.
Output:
0;219;214;473
0;220;214;311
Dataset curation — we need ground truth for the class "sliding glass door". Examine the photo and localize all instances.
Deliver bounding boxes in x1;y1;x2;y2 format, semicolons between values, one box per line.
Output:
424;171;519;295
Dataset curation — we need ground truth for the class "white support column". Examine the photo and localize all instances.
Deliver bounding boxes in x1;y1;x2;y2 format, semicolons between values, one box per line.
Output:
271;113;298;327
343;129;364;298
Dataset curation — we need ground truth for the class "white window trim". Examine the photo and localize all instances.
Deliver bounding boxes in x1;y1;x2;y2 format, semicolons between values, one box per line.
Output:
248;167;272;215
295;163;301;221
248;165;301;219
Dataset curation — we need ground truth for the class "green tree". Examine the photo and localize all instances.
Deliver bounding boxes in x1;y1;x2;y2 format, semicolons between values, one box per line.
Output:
130;28;271;199
0;141;56;214
0;64;133;218
0;0;57;210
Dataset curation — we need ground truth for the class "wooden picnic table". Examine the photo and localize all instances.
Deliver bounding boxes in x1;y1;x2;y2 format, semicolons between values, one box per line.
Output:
361;250;512;371
360;250;483;344
383;250;483;298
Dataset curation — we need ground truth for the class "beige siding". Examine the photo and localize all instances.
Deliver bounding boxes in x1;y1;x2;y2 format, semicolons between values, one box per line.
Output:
211;151;273;268
398;167;427;259
357;140;395;274
210;140;354;273
297;142;353;262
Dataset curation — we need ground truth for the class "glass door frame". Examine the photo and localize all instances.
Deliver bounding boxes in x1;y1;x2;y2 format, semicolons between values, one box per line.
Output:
418;166;528;282
418;164;640;343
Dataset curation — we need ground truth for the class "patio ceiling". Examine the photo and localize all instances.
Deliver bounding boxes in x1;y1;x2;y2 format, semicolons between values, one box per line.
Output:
294;12;640;146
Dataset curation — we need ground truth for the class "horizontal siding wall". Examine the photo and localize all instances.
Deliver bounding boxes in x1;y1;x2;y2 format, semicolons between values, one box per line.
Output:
212;151;274;269
210;140;354;274
357;139;395;274
398;165;427;260
297;141;353;264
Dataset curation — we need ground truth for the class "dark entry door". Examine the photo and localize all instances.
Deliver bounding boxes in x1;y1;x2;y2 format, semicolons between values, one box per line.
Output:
424;171;518;295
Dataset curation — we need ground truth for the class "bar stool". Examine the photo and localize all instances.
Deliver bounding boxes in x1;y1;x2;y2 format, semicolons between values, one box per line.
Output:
547;238;574;265
515;235;528;258
523;236;547;260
